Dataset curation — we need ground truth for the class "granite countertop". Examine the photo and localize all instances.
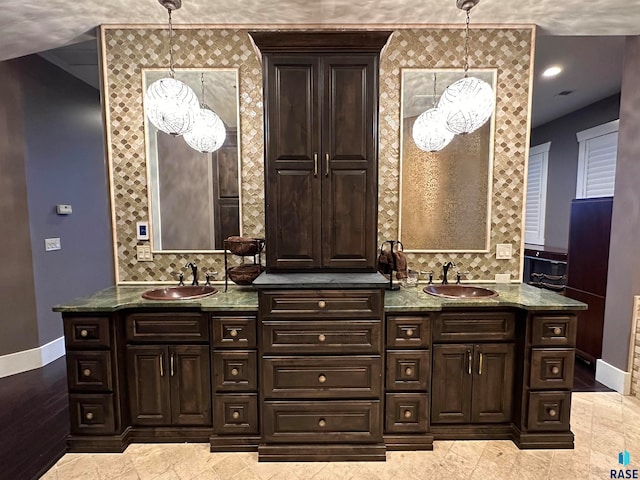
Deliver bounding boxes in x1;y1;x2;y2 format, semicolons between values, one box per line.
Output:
53;282;586;313
252;272;388;289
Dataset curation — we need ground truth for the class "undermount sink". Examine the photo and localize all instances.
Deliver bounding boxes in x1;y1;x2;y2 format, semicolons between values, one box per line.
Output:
423;285;498;299
142;285;218;300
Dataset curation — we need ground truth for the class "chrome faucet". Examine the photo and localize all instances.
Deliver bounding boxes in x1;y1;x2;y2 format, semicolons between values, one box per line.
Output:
442;261;456;285
185;262;198;286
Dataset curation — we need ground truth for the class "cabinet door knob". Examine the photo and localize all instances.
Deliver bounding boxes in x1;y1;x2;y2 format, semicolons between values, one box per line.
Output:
548;408;557;417
318;374;327;383
553;327;562;335
551;366;560;374
230;329;238;337
231;368;239;376
318;300;326;309
403;410;413;419
232;411;240;420
404;367;413;376
318;418;326;427
405;328;414;337
85;412;94;421
318;334;326;342
82;368;92;377
80;329;89;338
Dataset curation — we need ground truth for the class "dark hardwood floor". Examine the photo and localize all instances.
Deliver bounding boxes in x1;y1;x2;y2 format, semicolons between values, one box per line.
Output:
0;356;69;480
573;356;613;392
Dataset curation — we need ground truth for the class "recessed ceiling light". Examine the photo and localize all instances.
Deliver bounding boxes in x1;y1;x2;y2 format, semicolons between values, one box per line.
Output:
542;66;563;78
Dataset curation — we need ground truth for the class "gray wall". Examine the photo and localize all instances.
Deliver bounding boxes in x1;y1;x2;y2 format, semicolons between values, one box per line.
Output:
530;94;620;249
602;36;640;371
0;55;114;355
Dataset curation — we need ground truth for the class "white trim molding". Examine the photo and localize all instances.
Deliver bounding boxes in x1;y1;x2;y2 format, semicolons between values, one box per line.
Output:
0;337;65;379
596;358;632;395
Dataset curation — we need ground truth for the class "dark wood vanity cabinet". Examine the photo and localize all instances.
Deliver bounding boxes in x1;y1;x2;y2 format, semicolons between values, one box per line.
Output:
252;32;391;272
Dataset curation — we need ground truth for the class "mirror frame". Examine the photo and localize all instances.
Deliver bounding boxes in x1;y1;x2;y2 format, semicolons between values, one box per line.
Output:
398;67;497;253
141;67;243;253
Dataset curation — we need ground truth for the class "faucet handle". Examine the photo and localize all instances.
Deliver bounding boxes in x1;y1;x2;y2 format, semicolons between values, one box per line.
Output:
456;271;469;284
205;271;218;286
420;270;434;284
172;271;185;286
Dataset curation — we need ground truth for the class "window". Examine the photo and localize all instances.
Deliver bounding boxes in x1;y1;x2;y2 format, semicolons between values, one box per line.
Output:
576;119;619;199
525;142;550;246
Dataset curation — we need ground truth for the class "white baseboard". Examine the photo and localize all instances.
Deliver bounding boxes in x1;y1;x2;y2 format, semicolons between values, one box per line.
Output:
0;336;65;379
596;358;632;395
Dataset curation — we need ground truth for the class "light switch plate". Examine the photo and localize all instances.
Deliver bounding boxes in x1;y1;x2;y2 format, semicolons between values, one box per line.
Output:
136;221;149;241
136;245;152;261
56;204;72;215
495;273;511;283
45;237;61;251
496;243;513;259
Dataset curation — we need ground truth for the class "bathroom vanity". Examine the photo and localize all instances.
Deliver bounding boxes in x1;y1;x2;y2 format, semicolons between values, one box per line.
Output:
55;281;585;460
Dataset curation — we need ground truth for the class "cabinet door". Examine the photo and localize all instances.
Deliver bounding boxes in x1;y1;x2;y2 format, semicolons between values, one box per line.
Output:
471;343;515;423
170;345;212;425
127;345;171;425
264;55;322;270
321;55;377;270
431;344;472;423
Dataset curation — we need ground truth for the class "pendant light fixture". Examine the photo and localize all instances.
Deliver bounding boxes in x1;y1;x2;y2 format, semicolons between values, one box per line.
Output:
183;73;227;153
438;0;495;135
412;73;454;152
144;0;200;136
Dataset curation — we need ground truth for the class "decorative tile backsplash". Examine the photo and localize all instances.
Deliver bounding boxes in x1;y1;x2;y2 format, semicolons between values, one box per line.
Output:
102;25;533;283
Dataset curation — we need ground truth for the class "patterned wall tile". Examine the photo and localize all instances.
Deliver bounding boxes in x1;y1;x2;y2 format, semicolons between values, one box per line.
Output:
103;26;532;283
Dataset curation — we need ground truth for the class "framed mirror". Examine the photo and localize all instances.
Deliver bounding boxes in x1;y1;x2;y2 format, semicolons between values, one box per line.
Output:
399;69;496;252
143;68;241;252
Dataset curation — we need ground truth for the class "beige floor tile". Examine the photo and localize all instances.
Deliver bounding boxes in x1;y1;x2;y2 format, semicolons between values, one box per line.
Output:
231;467;261;480
55;454;100;480
39;468;59;480
310;462;362;480
210;454;251;479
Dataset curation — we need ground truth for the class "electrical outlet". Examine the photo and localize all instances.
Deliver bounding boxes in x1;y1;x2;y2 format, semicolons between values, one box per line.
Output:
496;243;513;259
56;204;72;215
495;273;511;283
136;245;153;261
45;237;61;251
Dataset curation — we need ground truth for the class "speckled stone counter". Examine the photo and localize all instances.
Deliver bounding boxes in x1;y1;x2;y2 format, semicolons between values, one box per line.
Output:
53;282;585;313
252;272;388;289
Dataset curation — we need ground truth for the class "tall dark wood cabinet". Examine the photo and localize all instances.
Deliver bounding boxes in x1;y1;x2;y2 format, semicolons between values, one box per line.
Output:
564;196;613;364
251;32;391;272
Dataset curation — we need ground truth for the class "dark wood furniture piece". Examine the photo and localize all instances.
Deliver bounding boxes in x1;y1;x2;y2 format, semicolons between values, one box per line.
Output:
564;196;613;365
251;31;391;272
523;244;567;292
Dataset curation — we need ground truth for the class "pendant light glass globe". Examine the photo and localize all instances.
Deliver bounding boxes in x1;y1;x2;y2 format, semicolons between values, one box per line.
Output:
145;77;201;136
183;105;227;153
438;76;495;135
412;107;455;152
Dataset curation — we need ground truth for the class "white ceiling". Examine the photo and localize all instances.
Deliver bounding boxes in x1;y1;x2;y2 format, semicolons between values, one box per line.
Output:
6;0;634;127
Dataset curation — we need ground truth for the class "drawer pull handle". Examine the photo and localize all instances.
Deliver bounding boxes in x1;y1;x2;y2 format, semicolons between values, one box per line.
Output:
551;366;560;374
406;328;414;337
553;327;562;335
318;418;327;427
80;329;89;338
160;353;164;377
85;412;94;421
318;300;326;309
467;350;472;375
478;352;484;376
231;368;239;376
404;367;413;376
318;374;327;383
230;329;238;337
170;354;175;377
548;408;557;417
403;410;413;419
232;411;240;420
318;334;326;342
82;368;92;377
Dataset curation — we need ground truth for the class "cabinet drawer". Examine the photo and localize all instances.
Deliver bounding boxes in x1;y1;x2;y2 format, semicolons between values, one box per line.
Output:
263;400;382;443
64;316;111;349
530;348;575;390
386;350;430;391
213;394;258;435
126;312;209;343
263;356;381;398
527;391;571;431
386;316;430;349
433;312;515;342
531;315;577;347
67;351;113;391
69;393;116;435
260;290;383;319
262;320;381;354
212;316;256;349
212;351;257;392
385;393;429;433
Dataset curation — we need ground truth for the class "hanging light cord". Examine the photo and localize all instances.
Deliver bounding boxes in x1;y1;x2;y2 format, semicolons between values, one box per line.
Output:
200;72;206;106
167;8;175;78
432;72;437;108
463;8;471;77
